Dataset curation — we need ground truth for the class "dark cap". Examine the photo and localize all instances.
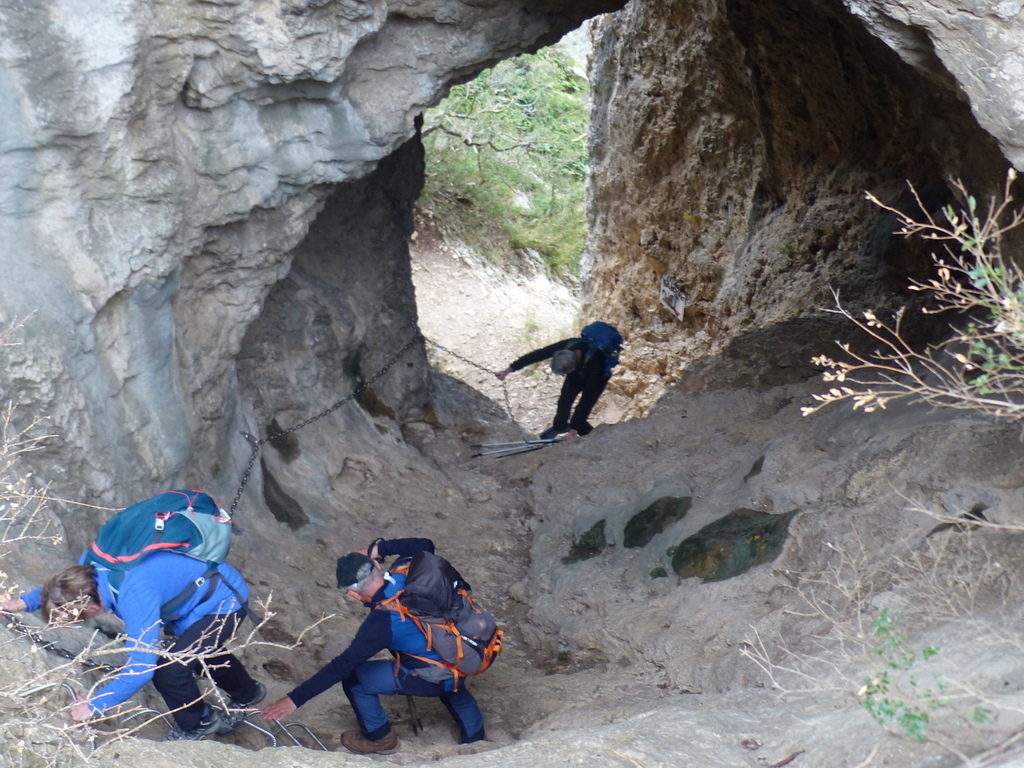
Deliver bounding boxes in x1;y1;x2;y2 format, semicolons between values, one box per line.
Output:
336;552;374;589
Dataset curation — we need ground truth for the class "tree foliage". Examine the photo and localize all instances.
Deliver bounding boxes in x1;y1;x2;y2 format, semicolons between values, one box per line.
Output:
421;48;589;275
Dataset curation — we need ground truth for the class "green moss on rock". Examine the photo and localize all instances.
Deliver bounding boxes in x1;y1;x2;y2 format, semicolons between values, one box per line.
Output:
564;519;607;563
671;508;796;582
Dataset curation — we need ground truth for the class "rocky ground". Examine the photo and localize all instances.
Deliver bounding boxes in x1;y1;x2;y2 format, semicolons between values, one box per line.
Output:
410;211;633;436
5;229;1024;768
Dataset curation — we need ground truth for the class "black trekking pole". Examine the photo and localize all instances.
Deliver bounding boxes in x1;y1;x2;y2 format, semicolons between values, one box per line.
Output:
406;695;423;735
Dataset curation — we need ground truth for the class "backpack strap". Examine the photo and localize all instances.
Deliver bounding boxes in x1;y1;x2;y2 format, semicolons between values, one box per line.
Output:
405;653;466;690
388;560;411;577
160;564;263;626
378;594;467;689
160;566;220;622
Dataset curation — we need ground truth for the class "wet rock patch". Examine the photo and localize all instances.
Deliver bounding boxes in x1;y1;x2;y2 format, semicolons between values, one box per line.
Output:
624;495;692;548
670;508;796;581
564;519;607;563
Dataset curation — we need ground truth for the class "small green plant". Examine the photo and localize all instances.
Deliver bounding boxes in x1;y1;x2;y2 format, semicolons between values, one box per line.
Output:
858;608;942;741
521;314;541;344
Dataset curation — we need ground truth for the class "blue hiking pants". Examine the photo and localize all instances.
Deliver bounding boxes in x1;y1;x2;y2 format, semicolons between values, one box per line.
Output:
341;659;485;743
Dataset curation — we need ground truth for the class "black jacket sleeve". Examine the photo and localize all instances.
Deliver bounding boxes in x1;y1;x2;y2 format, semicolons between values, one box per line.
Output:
286;607;392;708
286;539;437;708
376;538;434;559
509;339;574;371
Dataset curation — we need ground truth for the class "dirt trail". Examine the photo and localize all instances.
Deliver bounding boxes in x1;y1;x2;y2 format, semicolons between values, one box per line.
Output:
410;215;583;436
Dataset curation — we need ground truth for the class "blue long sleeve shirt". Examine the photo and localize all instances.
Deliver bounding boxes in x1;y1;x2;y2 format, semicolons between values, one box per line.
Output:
287;537;435;708
21;551;248;714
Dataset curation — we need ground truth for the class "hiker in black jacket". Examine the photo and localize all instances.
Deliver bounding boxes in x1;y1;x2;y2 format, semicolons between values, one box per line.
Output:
261;537;485;754
497;334;612;440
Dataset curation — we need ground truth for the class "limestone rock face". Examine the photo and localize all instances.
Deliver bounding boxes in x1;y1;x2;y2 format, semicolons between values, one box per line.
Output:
0;0;623;514
4;0;1024;766
846;0;1024;169
584;0;1021;416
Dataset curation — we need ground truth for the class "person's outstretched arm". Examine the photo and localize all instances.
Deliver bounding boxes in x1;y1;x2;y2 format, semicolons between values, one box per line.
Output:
263;608;392;719
496;339;571;380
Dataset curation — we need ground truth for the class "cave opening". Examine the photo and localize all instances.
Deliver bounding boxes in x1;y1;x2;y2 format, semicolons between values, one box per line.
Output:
408;27;634;438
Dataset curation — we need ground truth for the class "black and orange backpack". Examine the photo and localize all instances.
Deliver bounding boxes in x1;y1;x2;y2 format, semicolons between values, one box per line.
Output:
379;550;502;689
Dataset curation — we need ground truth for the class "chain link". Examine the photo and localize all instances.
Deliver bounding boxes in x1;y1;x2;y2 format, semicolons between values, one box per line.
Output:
420;333;519;428
230;330;424;515
502;382;517;426
420;334;494;376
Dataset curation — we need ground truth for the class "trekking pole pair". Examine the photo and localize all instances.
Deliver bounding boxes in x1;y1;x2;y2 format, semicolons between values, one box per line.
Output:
470;438;563;459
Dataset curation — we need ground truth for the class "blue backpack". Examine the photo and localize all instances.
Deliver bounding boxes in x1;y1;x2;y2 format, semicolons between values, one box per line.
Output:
580;321;624;378
83;490;237;620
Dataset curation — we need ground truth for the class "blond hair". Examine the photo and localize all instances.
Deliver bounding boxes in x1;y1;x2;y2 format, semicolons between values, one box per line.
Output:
41;565;100;624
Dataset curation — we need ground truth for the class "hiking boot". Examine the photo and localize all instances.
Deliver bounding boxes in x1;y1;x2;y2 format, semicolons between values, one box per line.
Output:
341;729;399;754
161;708;222;742
538;427;566;440
451;723;485;745
215;681;267;736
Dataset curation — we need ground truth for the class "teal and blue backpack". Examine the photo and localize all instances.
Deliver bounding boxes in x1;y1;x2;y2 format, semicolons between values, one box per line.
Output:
579;321;624;378
83;490;236;620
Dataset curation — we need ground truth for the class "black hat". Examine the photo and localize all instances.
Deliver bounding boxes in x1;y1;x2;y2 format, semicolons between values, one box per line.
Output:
336;552;373;589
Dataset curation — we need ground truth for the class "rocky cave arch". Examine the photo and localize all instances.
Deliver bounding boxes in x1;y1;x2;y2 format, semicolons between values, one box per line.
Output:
2;0;1024;765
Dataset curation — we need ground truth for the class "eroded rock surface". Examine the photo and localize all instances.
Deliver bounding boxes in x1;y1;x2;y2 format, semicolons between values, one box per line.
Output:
0;0;623;514
584;0;1022;416
3;0;1024;767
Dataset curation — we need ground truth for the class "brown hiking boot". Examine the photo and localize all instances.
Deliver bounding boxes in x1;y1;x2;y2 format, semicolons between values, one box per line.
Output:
341;729;399;754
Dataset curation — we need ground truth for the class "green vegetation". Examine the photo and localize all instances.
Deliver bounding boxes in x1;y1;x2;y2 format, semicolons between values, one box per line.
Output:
859;609;942;740
421;48;589;276
857;608;993;742
563;519;607;563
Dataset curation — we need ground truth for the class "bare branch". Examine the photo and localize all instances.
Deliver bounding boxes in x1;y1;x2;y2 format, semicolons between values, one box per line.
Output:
807;171;1024;422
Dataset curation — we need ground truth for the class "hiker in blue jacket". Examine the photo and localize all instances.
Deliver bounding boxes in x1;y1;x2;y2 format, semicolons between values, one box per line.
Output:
497;322;623;440
0;551;265;741
261;537;486;755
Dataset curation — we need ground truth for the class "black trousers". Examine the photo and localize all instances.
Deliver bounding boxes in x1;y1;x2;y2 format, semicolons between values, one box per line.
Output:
151;610;259;731
551;373;608;435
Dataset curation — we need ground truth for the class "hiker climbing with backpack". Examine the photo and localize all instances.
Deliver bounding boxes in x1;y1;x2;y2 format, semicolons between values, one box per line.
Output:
0;489;266;741
261;536;501;754
496;321;624;440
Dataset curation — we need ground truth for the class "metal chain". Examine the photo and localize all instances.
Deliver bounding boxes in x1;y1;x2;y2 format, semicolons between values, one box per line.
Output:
502;383;518;426
420;333;520;427
420;334;494;376
229;331;423;515
229;326;525;515
3;617;118;673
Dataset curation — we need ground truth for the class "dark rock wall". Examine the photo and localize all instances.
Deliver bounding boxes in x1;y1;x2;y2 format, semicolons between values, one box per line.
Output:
585;0;1013;413
235;132;433;523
